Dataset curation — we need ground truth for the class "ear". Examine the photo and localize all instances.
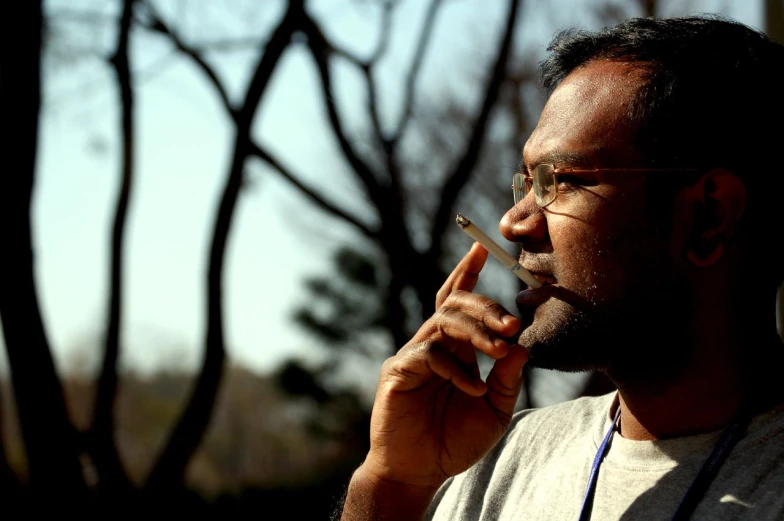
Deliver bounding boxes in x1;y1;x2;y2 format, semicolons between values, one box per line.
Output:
679;169;747;267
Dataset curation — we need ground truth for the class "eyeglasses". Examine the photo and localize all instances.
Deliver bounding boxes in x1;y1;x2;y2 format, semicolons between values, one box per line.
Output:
512;164;701;208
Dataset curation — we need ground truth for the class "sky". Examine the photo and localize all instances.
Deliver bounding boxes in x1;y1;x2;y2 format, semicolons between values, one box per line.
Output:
0;0;762;395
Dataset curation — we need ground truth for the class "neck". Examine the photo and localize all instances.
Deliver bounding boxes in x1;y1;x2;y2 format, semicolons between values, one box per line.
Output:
615;378;742;441
611;316;784;441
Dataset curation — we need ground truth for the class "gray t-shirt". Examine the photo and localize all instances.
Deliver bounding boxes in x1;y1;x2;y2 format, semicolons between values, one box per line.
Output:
425;392;784;520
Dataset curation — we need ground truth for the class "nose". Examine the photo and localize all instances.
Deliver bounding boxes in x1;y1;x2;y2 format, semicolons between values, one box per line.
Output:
499;194;549;249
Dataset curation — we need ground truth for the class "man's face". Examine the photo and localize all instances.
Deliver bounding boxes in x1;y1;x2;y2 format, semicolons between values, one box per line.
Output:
500;60;687;375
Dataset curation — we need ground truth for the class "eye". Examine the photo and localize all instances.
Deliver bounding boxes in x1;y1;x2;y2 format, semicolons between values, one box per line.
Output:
555;174;586;191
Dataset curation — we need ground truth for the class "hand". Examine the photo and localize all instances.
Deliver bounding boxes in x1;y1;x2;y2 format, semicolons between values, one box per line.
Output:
361;242;528;491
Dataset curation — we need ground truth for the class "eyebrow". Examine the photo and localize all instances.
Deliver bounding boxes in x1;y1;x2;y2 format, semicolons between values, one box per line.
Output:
520;150;593;172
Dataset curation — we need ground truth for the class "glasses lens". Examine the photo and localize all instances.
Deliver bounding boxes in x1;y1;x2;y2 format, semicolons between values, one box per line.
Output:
512;173;526;205
533;164;556;207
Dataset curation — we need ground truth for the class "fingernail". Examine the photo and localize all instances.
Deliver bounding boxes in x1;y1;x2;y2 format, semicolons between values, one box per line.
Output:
515;289;535;302
494;338;508;350
502;315;517;326
516;287;554;305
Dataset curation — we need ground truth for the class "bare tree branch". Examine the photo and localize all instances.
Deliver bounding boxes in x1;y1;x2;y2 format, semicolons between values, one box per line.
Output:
325;0;397;67
248;141;379;239
302;15;388;214
368;0;398;65
364;69;386;148
190;37;268;53
363;0;398;147
46;9;116;23
90;0;135;493
145;0;305;491
140;0;236;117
391;0;444;146
428;0;521;259
303;12;420;351
328;1;399;167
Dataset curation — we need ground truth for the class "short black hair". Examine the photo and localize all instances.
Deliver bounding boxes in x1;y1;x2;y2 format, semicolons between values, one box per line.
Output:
540;15;784;286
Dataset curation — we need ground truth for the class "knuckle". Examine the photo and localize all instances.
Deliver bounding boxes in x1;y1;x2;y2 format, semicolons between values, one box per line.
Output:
462;312;486;333
432;306;455;329
382;342;434;384
437;306;458;321
435;288;449;309
380;356;409;385
409;339;433;356
433;303;493;342
449;290;468;304
379;356;398;381
487;372;516;395
480;298;498;315
388;362;418;382
380;355;396;373
438;289;466;310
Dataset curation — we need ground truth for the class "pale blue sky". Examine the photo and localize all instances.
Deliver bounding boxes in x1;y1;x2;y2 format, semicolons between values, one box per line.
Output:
0;0;761;389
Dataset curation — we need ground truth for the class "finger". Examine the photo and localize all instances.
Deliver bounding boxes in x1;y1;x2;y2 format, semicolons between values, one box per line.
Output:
435;243;488;309
433;306;511;359
452;341;479;372
381;341;486;397
515;285;560;329
427;344;485;396
485;344;529;417
444;291;520;338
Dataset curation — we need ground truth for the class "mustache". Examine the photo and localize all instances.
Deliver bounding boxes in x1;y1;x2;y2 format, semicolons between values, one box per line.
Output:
518;253;555;275
515;285;598;333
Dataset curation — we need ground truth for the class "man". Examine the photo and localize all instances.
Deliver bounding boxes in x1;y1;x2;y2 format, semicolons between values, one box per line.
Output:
338;15;784;520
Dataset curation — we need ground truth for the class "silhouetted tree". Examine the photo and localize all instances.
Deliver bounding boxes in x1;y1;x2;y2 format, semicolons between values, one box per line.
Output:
0;0;87;502
3;0;761;514
88;0;136;498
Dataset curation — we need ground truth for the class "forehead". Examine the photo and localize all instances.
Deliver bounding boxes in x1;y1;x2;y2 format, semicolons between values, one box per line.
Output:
524;60;646;167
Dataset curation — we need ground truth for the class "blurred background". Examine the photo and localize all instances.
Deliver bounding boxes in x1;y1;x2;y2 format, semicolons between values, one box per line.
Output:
0;0;779;516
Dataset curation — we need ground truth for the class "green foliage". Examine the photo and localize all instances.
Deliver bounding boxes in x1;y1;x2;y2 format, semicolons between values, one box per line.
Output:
292;246;386;357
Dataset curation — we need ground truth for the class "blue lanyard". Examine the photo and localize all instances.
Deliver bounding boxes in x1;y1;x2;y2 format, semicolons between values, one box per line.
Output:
577;406;749;521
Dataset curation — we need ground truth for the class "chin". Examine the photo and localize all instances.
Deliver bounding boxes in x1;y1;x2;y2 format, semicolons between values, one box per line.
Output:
523;335;612;373
518;297;643;374
522;307;691;384
519;307;608;372
518;267;690;374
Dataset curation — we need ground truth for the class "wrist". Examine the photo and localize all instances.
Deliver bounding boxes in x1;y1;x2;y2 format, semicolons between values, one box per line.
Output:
339;463;441;521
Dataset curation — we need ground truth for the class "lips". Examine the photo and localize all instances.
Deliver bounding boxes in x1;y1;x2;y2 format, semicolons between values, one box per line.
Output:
519;257;556;288
532;273;557;286
526;269;557;289
516;283;560;317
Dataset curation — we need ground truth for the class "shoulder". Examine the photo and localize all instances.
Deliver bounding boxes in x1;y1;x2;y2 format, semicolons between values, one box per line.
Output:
467;392;615;479
424;393;616;520
502;392;616;449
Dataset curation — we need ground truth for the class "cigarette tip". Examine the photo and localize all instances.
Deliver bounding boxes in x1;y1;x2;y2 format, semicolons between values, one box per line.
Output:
455;213;470;228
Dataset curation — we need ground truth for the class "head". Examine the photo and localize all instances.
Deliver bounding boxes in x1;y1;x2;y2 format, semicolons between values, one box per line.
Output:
501;16;784;380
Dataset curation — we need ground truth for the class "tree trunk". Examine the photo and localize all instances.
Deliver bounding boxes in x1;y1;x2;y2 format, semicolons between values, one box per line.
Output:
0;0;86;498
90;0;135;494
145;1;302;489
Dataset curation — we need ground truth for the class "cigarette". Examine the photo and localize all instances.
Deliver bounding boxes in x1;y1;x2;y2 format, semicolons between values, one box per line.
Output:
456;213;542;288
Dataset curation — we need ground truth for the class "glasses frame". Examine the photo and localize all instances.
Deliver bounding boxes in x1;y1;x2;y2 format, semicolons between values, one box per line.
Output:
512;164;702;208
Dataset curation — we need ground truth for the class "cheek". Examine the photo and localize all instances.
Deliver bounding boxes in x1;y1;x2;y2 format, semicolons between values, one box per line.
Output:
548;208;656;300
548;217;607;285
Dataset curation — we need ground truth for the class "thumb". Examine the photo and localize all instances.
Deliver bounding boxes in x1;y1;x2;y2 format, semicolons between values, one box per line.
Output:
485;344;528;418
